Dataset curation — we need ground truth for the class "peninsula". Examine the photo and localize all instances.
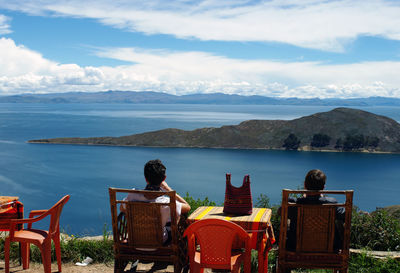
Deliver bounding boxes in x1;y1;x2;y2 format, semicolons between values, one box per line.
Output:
29;108;400;153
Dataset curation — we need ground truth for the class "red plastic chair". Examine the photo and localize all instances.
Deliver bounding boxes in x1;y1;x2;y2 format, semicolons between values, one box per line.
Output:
4;195;70;273
183;219;251;273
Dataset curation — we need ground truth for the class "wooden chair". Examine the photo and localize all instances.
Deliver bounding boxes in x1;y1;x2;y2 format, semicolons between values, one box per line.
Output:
183;218;251;273
4;195;70;273
109;188;186;273
277;190;353;273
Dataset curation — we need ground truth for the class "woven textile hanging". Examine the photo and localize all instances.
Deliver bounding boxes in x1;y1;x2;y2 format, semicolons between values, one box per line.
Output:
223;173;253;215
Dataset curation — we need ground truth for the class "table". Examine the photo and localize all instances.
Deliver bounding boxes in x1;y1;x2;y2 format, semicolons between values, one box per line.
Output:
0;196;19;213
0;196;24;265
188;206;275;273
0;196;23;230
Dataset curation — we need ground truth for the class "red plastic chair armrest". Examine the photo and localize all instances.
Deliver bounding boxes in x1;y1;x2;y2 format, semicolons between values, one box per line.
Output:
29;210;47;218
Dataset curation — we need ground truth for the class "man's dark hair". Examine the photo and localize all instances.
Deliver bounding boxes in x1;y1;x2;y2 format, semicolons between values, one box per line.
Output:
304;169;326;190
144;159;166;186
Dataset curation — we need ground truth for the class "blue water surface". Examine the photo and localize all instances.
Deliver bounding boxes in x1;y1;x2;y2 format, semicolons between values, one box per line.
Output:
1;103;400;235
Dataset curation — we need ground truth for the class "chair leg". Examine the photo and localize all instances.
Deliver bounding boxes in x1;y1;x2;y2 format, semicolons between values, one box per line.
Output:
53;235;62;272
114;258;127;273
21;242;30;269
232;261;241;273
5;238;10;273
263;255;268;273
190;261;203;273
174;260;182;273
258;250;270;273
41;241;52;273
182;264;189;273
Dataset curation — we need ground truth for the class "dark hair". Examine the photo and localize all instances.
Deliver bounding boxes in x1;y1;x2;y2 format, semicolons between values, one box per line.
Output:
144;159;166;186
304;169;326;190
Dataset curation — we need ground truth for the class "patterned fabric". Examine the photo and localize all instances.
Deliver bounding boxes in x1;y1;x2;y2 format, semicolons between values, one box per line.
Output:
223;174;253;215
0;197;23;231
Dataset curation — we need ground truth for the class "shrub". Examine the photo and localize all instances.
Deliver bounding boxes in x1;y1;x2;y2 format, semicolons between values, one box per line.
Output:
351;207;400;251
311;133;331;147
337;134;380;151
0;237;19;261
335;138;343;149
349;252;400;273
343;134;365;150
283;133;300;150
365;136;379;148
255;194;280;243
184;192;216;214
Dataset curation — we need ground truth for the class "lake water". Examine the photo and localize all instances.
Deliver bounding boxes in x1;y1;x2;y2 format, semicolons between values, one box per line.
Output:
1;103;400;235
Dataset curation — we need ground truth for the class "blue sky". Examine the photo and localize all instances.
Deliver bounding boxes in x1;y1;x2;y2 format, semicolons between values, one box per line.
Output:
1;0;400;98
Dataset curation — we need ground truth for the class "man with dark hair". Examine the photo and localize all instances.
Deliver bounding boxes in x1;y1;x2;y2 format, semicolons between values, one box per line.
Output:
303;169;326;190
125;159;190;244
143;159;167;189
284;169;345;250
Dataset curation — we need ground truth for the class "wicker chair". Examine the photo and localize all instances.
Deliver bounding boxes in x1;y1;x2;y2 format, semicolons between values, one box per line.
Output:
277;189;353;273
109;188;186;273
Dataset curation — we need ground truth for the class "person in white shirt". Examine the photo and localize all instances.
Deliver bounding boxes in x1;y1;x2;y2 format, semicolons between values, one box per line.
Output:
124;159;191;244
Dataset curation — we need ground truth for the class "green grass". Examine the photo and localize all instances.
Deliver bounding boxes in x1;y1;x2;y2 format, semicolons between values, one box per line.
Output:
0;234;114;264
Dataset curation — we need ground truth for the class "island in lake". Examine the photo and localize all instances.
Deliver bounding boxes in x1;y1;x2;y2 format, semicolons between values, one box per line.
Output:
29;107;400;153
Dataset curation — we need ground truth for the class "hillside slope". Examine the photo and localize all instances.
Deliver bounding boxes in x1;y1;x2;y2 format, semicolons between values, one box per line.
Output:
29;108;400;153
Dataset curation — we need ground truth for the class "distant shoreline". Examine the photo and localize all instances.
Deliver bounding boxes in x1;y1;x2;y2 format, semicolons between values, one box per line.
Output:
27;140;396;154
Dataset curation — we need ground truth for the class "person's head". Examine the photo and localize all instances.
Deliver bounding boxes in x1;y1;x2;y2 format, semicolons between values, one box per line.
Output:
144;159;166;186
304;169;326;190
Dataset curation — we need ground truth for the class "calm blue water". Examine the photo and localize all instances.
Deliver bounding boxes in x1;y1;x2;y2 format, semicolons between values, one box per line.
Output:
1;103;400;235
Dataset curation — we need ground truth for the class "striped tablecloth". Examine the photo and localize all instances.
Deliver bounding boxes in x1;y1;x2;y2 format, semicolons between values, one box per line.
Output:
0;196;23;231
0;196;19;213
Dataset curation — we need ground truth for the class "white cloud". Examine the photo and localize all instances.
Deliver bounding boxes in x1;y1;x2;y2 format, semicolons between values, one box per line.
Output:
1;37;400;98
0;38;105;92
0;14;11;34
1;0;400;52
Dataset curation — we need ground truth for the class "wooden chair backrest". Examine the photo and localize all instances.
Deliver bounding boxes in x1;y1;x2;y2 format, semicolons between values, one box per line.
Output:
109;188;178;249
296;204;337;252
279;190;353;255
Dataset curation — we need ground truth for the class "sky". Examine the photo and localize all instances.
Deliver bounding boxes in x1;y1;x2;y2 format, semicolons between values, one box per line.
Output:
0;0;400;98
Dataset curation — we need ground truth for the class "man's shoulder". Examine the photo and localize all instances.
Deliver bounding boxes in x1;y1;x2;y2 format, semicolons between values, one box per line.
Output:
296;195;338;204
126;190;148;202
320;196;338;204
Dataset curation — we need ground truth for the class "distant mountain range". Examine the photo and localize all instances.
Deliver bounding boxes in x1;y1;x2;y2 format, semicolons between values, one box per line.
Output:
2;91;400;106
29;108;400;153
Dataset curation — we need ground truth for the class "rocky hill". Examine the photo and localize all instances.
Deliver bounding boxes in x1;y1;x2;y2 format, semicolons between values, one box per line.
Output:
28;108;400;153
